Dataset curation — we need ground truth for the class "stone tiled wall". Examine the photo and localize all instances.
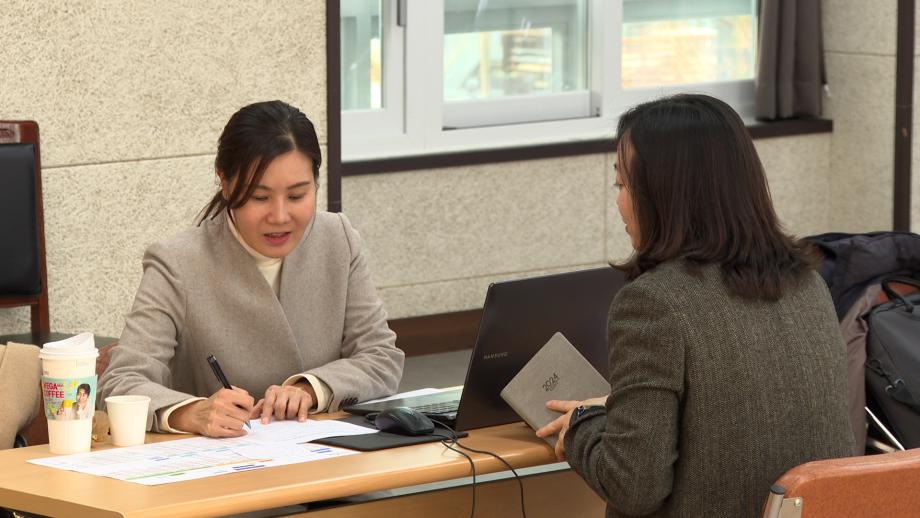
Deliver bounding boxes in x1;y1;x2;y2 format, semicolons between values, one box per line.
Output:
823;0;897;232
346;134;832;319
0;2;327;338
0;2;870;342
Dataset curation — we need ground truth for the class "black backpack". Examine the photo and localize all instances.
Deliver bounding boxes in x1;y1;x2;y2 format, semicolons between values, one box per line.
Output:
864;276;920;449
807;231;920;319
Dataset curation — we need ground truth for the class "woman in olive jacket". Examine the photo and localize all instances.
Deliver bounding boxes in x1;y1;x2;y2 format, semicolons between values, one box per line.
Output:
537;94;853;518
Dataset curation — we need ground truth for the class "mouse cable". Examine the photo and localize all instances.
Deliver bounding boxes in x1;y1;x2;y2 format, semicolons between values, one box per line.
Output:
431;423;475;518
431;420;527;518
363;412;479;518
435;432;477;518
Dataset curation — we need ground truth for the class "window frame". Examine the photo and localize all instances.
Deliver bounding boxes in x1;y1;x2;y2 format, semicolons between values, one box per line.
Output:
340;0;406;141
340;0;760;161
441;0;593;128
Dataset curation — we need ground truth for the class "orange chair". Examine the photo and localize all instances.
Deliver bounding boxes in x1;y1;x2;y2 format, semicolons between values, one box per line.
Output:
761;449;920;517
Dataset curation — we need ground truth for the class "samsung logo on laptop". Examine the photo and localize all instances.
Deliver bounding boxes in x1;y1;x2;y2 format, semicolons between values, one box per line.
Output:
482;351;508;360
543;373;559;392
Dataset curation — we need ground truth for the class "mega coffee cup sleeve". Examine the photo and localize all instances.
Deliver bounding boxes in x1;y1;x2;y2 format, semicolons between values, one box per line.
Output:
40;332;98;454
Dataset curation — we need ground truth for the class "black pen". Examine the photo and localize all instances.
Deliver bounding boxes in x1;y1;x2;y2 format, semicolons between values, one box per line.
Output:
207;354;252;430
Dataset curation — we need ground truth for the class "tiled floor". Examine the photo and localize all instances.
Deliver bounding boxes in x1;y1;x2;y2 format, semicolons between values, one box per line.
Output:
398;349;472;392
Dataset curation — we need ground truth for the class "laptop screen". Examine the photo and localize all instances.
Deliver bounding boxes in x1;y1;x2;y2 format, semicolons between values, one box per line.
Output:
455;266;625;431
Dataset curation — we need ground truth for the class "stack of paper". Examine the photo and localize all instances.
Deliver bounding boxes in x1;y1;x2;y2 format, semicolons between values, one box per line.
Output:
29;418;377;485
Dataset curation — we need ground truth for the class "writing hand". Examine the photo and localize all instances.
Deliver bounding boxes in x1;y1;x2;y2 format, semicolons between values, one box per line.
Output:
171;387;254;438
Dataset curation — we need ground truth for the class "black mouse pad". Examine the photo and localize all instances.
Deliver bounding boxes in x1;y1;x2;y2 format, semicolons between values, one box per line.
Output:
313;415;468;452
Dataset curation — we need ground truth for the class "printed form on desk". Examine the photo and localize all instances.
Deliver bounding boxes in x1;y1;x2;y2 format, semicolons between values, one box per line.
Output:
28;418;377;485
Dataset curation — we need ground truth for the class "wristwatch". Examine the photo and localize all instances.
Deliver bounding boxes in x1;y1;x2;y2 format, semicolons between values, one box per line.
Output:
573;405;590;419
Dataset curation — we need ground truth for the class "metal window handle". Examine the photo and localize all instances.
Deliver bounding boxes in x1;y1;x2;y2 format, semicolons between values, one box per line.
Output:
397;0;407;27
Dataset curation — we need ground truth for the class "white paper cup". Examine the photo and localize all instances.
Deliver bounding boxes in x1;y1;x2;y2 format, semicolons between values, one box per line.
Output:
39;333;98;454
105;395;150;447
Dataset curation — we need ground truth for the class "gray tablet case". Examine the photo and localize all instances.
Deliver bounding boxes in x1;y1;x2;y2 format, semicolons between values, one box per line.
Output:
500;332;609;446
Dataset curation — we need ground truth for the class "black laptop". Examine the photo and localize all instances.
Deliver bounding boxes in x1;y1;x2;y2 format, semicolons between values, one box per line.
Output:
343;266;624;431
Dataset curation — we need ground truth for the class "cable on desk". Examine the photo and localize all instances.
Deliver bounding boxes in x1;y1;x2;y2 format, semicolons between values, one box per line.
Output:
431;419;527;518
362;412;527;518
437;433;478;518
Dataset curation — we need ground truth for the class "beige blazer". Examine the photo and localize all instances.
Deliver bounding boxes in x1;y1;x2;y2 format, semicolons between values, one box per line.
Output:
99;211;404;431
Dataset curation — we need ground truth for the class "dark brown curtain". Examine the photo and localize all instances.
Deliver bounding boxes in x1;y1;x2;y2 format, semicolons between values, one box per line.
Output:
755;0;825;119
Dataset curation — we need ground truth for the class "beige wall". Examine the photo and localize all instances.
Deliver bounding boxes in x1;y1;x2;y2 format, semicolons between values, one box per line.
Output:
823;0;898;232
0;2;900;342
0;2;327;338
345;133;832;320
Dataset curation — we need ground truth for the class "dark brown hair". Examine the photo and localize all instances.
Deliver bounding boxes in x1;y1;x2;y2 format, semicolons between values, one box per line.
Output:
616;94;816;301
198;100;322;223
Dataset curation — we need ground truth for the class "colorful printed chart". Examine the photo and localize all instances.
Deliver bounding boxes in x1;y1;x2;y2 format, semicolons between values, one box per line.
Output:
28;418;376;485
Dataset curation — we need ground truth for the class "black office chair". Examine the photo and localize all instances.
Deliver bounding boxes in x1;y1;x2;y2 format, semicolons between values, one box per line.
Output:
0;121;50;346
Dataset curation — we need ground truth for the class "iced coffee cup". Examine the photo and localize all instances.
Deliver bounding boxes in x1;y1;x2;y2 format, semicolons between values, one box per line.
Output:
39;332;98;454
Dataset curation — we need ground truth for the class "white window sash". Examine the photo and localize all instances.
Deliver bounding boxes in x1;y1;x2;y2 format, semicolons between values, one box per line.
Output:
443;91;592;129
341;0;405;140
614;80;757;120
341;0;759;162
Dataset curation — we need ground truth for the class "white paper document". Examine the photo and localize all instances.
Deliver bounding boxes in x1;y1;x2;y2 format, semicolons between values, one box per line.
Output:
359;387;443;405
241;417;376;444
29;418;376;485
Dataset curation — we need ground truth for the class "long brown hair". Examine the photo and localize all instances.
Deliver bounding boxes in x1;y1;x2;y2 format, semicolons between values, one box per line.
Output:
198;100;322;223
616;94;815;301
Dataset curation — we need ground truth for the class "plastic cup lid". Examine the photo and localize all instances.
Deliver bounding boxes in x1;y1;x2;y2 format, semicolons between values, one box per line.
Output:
39;332;99;359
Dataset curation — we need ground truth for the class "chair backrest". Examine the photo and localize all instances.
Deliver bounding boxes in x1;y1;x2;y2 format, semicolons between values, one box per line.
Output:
0;121;49;345
761;449;920;518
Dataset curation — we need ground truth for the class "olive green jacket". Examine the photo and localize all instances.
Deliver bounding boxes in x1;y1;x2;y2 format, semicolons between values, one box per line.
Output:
565;261;853;517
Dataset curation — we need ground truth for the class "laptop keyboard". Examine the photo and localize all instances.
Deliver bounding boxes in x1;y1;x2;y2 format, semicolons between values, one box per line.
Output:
411;400;460;415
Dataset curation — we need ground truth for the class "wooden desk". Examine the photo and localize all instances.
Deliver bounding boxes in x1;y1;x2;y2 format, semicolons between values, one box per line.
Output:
0;417;605;517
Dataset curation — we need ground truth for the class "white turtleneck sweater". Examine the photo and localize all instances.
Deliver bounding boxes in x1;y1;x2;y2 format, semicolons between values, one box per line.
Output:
226;214;284;296
157;217;332;433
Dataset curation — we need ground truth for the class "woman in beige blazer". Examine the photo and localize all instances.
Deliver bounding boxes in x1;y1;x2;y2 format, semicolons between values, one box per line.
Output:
99;101;404;438
537;94;852;517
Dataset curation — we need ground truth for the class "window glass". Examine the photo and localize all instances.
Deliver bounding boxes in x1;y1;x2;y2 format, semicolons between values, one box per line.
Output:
622;0;757;89
341;0;383;110
443;0;588;101
339;1;761;160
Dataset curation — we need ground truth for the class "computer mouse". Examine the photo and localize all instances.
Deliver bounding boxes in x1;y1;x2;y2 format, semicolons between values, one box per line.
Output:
374;407;435;436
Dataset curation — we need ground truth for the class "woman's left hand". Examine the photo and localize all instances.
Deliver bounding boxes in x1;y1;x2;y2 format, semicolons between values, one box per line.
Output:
253;381;317;424
536;396;608;461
